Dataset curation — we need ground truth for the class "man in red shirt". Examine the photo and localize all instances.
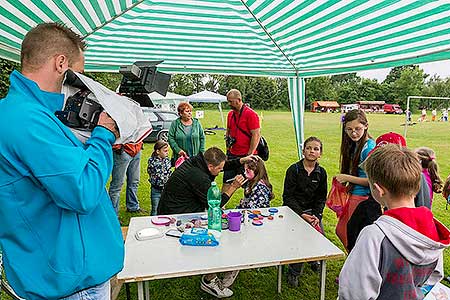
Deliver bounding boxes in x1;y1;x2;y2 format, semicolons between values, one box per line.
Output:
223;89;260;187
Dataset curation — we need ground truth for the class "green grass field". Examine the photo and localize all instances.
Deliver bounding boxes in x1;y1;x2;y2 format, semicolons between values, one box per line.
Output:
2;111;450;300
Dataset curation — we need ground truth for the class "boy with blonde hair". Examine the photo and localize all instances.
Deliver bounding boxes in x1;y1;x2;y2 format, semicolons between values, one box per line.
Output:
339;144;450;300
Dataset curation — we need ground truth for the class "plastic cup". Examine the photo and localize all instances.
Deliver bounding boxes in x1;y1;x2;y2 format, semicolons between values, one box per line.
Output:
227;211;242;232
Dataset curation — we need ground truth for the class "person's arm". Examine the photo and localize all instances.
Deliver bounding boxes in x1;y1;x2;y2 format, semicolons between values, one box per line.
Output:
282;165;303;214
339;225;383;300
223;155;259;171
13;111;117;214
248;127;261;155
312;169;327;219
335;174;369;186
198;120;206;153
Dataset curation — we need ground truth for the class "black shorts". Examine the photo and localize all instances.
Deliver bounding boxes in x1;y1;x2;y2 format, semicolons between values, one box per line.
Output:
223;153;245;183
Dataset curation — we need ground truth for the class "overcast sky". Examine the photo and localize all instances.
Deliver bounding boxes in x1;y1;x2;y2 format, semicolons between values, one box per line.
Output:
357;59;450;82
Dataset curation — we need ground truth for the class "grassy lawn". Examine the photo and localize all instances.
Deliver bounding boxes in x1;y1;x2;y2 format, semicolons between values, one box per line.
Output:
2;110;450;299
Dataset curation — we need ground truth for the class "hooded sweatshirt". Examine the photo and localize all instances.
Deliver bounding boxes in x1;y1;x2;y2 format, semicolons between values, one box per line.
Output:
339;207;450;300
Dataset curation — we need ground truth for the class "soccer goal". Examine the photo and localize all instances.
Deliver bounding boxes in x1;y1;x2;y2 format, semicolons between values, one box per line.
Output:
404;96;450;138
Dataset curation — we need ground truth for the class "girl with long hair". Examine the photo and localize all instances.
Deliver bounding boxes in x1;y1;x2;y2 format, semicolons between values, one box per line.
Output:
238;159;274;209
147;140;171;215
415;147;443;207
335;109;381;252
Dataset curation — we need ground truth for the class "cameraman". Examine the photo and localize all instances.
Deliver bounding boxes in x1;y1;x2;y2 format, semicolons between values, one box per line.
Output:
0;23;124;299
223;89;260;190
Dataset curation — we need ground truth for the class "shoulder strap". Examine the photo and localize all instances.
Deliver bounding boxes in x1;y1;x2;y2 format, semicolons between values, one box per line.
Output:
232;105;253;138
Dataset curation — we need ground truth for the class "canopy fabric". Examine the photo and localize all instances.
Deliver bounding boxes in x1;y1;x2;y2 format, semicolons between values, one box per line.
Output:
2;0;450;156
187;91;227;128
1;1;450;77
187;91;227;103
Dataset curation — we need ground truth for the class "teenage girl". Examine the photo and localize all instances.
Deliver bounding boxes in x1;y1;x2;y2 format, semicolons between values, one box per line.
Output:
238;159;274;209
415;147;443;207
147;140;172;216
335;109;381;252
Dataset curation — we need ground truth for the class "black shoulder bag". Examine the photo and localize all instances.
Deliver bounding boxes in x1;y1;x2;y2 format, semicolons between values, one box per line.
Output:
233;107;269;161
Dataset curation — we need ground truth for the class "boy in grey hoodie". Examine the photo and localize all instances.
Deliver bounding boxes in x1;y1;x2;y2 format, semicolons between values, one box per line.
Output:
339;144;450;300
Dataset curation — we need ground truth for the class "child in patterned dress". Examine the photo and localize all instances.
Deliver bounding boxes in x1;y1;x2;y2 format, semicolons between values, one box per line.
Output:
238;159;273;209
147;140;172;216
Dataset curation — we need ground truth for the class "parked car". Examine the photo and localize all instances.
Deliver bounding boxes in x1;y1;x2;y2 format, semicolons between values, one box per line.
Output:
383;104;403;114
142;108;178;142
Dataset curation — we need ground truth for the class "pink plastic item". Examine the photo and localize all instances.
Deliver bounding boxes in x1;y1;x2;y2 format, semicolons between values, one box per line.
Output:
175;155;188;168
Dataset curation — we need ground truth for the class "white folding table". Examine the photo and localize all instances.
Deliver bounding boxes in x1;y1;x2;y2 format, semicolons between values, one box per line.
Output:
117;206;344;299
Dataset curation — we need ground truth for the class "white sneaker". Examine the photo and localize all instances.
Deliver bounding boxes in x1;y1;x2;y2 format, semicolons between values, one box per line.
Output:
200;275;233;298
221;270;239;288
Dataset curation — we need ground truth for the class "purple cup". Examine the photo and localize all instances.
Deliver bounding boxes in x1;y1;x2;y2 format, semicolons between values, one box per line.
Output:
227;211;242;232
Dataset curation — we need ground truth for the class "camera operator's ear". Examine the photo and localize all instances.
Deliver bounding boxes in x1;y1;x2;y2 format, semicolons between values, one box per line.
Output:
55;54;69;74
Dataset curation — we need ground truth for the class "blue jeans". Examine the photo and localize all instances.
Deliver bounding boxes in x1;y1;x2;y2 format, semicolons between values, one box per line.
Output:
151;187;162;216
60;280;110;300
108;151;141;214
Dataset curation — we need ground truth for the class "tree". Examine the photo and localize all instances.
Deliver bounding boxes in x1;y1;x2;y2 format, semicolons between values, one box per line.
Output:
0;58;19;98
86;72;122;91
305;76;337;109
383;65;417;84
386;66;427;109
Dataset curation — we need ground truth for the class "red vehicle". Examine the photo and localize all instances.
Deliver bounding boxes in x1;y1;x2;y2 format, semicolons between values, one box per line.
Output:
383;104;403;114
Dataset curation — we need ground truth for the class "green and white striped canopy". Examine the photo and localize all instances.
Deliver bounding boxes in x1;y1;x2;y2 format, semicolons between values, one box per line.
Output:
1;0;450;77
1;0;450;154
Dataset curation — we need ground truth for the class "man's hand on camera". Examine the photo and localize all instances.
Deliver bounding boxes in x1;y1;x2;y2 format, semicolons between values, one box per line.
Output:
98;112;120;139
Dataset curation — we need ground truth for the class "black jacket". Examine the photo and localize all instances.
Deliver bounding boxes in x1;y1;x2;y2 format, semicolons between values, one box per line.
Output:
282;160;327;219
157;152;241;215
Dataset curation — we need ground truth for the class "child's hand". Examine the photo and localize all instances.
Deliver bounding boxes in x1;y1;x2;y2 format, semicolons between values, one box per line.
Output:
335;174;349;184
301;213;320;227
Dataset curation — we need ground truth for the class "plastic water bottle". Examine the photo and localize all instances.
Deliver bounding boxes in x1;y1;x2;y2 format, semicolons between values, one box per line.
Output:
207;182;222;233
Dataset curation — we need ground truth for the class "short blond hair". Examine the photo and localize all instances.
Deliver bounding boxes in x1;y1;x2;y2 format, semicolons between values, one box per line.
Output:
21;22;86;73
226;89;242;100
363;144;421;198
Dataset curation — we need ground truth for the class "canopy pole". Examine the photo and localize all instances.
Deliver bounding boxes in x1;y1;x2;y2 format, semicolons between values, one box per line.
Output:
218;102;225;129
288;76;305;159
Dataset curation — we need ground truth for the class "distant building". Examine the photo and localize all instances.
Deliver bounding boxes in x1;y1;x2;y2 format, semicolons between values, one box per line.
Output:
357;101;385;113
311;101;340;112
341;103;360;113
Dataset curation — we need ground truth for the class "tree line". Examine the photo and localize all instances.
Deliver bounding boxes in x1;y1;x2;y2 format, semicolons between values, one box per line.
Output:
1;58;449;111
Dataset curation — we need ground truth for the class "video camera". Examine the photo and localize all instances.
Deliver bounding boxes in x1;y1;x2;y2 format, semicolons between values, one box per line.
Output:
55;61;171;130
118;61;171;107
55;70;103;130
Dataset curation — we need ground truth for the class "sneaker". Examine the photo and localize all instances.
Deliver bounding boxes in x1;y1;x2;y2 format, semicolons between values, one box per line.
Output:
221;270;239;288
127;208;148;214
200;275;233;298
287;272;299;288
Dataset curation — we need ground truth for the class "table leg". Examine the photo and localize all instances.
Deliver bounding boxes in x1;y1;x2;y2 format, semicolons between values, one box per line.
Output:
145;281;150;300
137;282;144;300
320;260;326;300
277;265;282;294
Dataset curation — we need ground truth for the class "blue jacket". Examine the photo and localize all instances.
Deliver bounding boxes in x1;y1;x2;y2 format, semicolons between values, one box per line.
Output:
0;71;124;299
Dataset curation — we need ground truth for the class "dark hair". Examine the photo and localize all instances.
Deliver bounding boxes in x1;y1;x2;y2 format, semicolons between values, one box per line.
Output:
415;147;443;193
340;109;371;176
21;22;86;72
204;147;227;166
303;136;323;153
152;140;169;157
244;160;274;200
